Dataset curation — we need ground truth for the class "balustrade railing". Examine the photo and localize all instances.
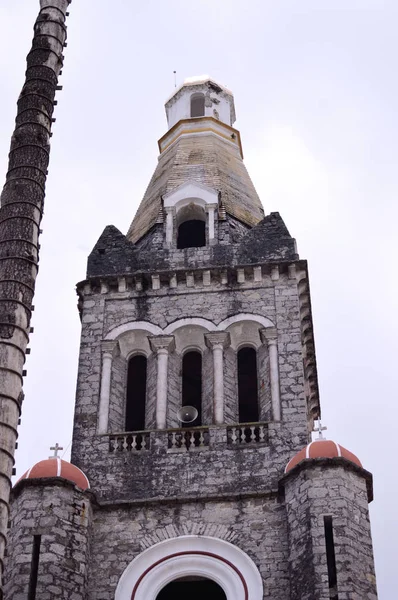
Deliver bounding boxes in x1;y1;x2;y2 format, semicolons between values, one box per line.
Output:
108;423;270;453
227;423;269;445
167;427;210;451
109;431;150;452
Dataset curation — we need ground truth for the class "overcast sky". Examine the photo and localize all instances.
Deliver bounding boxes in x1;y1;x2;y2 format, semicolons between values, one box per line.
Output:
1;1;397;597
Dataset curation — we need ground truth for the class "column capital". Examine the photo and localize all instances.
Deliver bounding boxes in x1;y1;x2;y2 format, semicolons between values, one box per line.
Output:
260;327;278;345
101;340;118;357
149;335;175;354
205;331;231;350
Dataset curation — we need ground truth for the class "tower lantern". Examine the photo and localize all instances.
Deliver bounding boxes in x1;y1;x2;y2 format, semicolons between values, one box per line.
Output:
165;75;236;129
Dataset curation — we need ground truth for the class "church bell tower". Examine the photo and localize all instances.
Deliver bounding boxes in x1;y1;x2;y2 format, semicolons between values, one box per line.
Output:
5;77;378;599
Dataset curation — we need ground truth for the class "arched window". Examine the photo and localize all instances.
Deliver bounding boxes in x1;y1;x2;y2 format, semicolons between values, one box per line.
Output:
182;351;202;425
177;203;206;249
125;355;147;431
190;93;205;118
157;577;226;600
237;347;259;423
177;220;205;248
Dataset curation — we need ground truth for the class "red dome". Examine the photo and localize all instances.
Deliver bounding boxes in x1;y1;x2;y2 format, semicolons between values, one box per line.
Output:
285;439;362;474
17;458;90;490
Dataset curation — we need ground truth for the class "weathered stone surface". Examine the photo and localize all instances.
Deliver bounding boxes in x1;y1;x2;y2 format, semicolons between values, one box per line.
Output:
127;132;265;244
5;480;92;599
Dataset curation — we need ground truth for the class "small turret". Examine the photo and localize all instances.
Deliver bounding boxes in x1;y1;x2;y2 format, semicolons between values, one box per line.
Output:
5;453;92;599
281;437;377;600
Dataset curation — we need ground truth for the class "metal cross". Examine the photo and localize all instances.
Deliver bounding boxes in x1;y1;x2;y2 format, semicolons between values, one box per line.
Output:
313;419;327;439
49;443;63;459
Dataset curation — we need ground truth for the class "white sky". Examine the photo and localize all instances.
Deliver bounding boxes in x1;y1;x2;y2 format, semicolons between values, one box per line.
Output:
1;1;397;597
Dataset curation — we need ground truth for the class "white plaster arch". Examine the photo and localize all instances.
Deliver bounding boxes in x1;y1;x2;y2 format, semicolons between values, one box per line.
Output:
163;181;218;210
217;313;274;331
236;340;258;352
115;536;263;600
104;321;162;340
164;317;217;334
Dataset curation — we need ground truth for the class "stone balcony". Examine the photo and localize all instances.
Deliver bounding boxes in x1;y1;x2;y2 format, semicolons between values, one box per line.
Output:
81;420;304;504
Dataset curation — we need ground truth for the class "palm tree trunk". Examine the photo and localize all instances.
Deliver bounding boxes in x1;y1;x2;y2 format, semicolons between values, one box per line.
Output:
0;1;71;590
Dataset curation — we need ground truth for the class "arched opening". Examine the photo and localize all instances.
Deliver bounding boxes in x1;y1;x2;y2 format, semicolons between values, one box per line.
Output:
177;220;206;248
125;354;147;431
182;351;202;425
176;203;207;249
237;347;259;423
190;93;205;118
157;577;226;600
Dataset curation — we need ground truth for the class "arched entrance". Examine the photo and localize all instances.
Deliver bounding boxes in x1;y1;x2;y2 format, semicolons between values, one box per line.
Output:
115;535;263;600
156;576;226;600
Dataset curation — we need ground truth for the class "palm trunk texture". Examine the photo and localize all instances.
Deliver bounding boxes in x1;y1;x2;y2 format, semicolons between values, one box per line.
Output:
0;0;71;590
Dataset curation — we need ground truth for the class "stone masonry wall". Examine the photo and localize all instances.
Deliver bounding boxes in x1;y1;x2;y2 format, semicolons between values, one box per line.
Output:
5;481;92;600
145;354;157;430
72;423;302;506
71;270;309;499
258;343;272;422
88;495;290;600
108;352;126;432
223;346;239;423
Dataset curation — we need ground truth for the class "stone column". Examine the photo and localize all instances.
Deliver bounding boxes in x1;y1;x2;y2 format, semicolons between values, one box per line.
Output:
165;209;173;245
205;332;230;425
97;341;117;434
149;335;175;429
206;204;217;241
260;328;281;421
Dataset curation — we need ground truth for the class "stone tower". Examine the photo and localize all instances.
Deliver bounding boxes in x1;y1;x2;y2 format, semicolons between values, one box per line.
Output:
4;77;378;599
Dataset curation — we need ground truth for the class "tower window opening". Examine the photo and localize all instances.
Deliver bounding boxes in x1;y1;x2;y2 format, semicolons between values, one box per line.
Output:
324;516;339;600
182;351;202;426
28;534;41;600
238;347;259;423
190;93;205;118
177;219;206;249
157;577;226;600
125;354;147;431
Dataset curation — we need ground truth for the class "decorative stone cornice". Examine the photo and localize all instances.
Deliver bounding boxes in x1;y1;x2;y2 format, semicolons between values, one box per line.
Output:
149;335;175;354
205;331;231;350
101;340;118;358
260;327;278;345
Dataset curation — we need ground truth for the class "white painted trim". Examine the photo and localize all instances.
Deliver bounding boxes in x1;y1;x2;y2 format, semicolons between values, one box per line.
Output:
164;318;217;334
126;349;150;360
181;345;204;356
305;441;314;459
105;321;163;340
115;536;263;600
334;441;342;457
218;313;274;331
163;181;218;209
235;341;259;352
56;458;61;477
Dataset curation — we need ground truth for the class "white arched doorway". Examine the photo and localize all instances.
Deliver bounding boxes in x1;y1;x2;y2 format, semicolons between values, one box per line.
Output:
115;536;263;600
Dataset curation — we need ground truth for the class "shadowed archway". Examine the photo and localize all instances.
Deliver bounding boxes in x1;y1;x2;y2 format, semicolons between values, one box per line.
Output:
156;577;226;600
